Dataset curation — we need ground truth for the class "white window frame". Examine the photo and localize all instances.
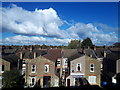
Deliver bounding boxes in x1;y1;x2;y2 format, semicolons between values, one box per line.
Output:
30;76;36;87
31;65;36;73
90;64;94;72
57;59;61;67
76;63;81;72
88;76;96;84
44;64;49;73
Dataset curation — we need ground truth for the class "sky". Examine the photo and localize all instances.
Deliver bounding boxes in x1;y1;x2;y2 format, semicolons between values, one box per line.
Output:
1;2;119;46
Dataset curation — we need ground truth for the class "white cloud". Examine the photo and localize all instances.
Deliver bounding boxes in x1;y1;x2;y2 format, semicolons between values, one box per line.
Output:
1;4;118;46
3;35;46;45
67;23;118;45
2;4;66;38
2;35;71;46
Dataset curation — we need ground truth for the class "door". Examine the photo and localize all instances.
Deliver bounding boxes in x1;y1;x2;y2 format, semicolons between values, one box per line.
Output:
67;79;70;86
43;76;51;87
75;78;83;86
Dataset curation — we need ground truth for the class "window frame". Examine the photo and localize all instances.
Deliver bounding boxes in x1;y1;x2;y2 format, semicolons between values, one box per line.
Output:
90;64;94;72
88;76;96;84
76;63;81;72
44;64;49;73
31;65;36;73
30;76;36;86
57;59;61;67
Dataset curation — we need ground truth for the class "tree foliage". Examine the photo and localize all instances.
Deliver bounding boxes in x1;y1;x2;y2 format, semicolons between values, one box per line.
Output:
2;69;24;88
81;37;93;48
68;40;81;49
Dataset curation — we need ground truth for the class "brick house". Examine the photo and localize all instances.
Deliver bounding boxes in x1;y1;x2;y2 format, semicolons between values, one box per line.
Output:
66;53;101;86
103;49;120;84
55;49;78;86
22;48;62;88
0;58;10;88
23;56;59;88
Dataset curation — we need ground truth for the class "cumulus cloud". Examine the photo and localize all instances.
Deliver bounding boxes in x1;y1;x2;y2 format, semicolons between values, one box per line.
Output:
1;4;118;46
2;35;46;45
2;4;68;38
2;35;71;45
67;23;118;45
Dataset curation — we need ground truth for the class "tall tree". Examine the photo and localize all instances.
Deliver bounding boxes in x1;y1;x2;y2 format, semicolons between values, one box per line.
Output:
68;40;81;49
81;37;93;48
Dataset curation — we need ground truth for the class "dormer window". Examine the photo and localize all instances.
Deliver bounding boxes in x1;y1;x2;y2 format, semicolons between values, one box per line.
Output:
76;63;81;72
31;65;36;73
44;64;49;73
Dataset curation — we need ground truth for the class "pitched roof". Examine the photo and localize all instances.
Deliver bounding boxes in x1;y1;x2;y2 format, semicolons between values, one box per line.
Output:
68;52;84;61
3;49;17;54
16;49;48;59
1;54;20;69
106;51;120;61
43;48;62;62
61;49;78;58
94;48;104;58
85;49;97;58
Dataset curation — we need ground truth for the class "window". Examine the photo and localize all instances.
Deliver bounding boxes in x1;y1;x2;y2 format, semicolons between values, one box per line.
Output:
90;64;94;72
65;68;68;73
56;69;60;73
88;76;96;84
30;76;36;87
44;64;49;73
31;65;36;73
2;65;4;72
57;59;60;67
76;63;81;71
72;70;74;73
0;65;4;73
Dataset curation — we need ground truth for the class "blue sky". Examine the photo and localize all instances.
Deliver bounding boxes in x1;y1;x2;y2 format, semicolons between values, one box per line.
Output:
1;2;119;46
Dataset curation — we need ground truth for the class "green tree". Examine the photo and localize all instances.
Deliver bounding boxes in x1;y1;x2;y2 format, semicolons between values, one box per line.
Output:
81;37;93;48
2;69;24;88
41;44;47;49
68;40;81;49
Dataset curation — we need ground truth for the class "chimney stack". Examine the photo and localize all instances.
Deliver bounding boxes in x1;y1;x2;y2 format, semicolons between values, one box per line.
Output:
94;46;96;51
20;52;23;59
90;54;92;58
34;52;36;59
104;51;106;57
30;46;32;52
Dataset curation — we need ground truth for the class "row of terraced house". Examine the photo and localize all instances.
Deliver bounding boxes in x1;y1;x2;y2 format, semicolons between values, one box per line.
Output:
0;46;120;88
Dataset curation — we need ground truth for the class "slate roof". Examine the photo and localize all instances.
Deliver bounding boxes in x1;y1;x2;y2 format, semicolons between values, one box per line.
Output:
61;49;78;58
105;51;120;61
16;49;48;59
1;54;20;69
68;52;84;61
3;49;17;54
85;49;97;58
85;48;112;58
94;48;105;58
43;49;62;62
